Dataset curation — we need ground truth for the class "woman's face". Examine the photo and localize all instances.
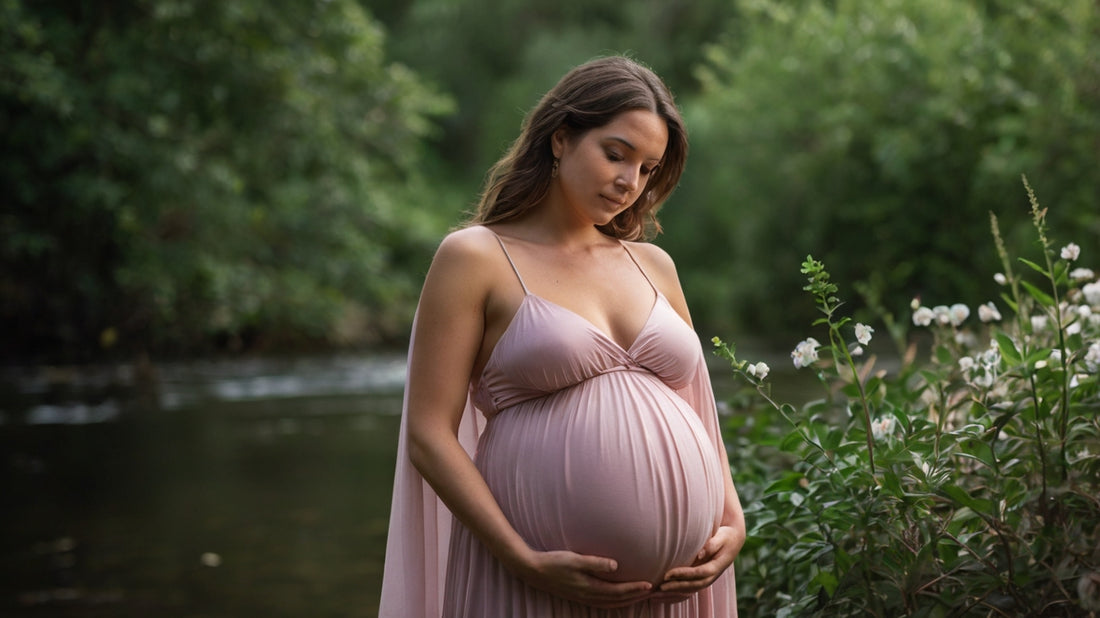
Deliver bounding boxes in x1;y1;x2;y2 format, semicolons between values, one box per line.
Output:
551;109;668;227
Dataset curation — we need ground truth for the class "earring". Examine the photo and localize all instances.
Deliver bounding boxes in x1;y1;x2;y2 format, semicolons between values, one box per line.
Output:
551;158;559;178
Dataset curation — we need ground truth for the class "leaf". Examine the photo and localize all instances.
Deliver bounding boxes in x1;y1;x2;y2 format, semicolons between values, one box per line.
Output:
1019;280;1055;307
999;292;1019;313
781;430;809;452
812;569;839;597
935;345;954;364
940;484;995;514
1053;261;1069;285
1017;257;1049;277
879;467;904;498
994;332;1022;366
764;471;809;493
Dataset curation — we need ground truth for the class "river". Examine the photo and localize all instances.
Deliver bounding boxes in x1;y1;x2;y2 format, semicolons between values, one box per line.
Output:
0;349;806;617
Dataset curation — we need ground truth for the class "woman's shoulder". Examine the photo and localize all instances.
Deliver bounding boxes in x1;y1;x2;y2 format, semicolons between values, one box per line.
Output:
623;239;678;278
428;225;520;290
434;225;503;264
624;239;691;319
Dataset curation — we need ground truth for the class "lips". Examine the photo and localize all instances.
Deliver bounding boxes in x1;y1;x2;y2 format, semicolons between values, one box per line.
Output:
602;194;629;207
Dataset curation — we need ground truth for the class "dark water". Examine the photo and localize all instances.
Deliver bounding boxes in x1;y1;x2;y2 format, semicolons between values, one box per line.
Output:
0;355;405;618
0;349;816;617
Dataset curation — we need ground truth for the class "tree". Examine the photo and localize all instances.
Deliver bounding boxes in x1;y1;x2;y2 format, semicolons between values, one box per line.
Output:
669;0;1100;337
1;0;453;360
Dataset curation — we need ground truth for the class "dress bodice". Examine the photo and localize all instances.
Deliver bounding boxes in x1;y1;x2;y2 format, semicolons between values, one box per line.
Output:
471;285;702;417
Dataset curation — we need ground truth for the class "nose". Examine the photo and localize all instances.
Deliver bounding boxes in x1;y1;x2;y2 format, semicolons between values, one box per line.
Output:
616;166;640;193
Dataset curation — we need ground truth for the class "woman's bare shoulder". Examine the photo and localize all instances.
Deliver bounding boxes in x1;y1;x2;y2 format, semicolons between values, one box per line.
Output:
422;225;513;298
436;224;497;254
625;239;693;321
429;225;504;272
624;239;679;279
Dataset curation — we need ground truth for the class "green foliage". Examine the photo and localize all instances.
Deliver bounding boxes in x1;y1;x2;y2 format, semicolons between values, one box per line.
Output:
376;0;740;187
6;0;1100;361
717;182;1100;615
1;0;453;358
672;0;1100;338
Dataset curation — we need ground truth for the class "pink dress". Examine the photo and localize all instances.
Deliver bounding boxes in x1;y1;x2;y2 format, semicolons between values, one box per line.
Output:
380;234;738;617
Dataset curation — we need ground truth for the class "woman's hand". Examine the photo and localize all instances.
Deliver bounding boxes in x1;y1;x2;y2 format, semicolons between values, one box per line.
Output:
657;526;744;594
514;549;655;609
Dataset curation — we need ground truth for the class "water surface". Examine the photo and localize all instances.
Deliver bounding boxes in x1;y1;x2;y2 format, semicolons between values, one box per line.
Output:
0;349;814;617
1;355;404;618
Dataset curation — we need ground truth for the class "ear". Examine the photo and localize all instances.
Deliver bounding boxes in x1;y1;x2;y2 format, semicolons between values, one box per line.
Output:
551;127;569;159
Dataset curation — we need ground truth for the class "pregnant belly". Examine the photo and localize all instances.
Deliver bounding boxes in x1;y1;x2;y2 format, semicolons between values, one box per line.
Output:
476;370;725;584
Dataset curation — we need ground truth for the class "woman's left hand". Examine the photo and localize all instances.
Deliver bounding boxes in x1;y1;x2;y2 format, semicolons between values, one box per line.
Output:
657;525;744;594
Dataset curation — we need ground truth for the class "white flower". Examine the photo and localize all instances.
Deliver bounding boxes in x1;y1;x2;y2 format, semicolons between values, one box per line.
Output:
1031;315;1048;332
747;361;770;380
981;346;1001;367
1086;342;1100;373
1084;281;1100;306
954;330;977;348
1049;349;1063;364
912;306;935;327
791;338;821;369
994;273;1007;285
851;345;864;356
200;552;222;567
959;356;975;371
1061;243;1081;261
978;302;1002;323
949;304;970;327
855;323;874;345
1067;321;1082;336
910;297;921;310
933;305;952;325
1035;359;1048;369
1071;268;1095;282
1070;373;1088;389
871;416;896;441
973;371;995;388
1079;305;1093;319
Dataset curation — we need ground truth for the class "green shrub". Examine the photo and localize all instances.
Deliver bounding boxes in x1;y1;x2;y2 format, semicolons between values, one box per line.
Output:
673;0;1100;339
716;179;1100;616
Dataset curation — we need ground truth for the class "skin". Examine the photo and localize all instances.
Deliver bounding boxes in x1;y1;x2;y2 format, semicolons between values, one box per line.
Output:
406;109;746;609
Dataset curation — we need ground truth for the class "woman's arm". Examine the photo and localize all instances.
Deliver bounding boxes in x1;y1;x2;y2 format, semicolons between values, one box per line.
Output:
405;228;655;608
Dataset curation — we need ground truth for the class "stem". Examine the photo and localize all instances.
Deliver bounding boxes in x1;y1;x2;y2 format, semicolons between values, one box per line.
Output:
1023;174;1069;480
989;211;1027;331
832;325;876;474
1028;374;1049;516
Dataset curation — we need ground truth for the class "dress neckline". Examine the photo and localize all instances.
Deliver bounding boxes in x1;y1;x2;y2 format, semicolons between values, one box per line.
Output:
475;291;670;388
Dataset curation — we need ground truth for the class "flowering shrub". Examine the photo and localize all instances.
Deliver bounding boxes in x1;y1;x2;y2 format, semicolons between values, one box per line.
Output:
715;179;1100;616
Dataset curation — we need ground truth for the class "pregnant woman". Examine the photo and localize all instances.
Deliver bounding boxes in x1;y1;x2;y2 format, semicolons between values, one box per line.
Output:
380;56;744;617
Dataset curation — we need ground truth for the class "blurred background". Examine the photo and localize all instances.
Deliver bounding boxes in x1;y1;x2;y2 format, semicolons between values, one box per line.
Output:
1;0;1097;616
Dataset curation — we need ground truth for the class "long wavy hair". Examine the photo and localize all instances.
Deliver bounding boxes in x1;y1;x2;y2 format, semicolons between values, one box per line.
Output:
467;56;688;241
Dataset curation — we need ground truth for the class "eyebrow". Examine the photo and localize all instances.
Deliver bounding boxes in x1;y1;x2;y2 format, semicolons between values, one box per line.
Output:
605;136;663;163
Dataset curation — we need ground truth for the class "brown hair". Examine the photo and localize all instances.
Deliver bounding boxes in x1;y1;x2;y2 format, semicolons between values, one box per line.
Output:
467;56;688;241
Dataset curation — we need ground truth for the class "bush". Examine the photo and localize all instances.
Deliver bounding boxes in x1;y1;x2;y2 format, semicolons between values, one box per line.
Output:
716;179;1100;616
672;0;1100;339
0;0;453;359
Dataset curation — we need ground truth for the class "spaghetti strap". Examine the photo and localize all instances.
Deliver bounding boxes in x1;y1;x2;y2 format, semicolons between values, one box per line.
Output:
486;228;530;295
619;240;659;296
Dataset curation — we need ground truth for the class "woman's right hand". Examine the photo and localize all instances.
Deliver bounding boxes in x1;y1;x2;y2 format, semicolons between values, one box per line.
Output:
514;548;655;609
